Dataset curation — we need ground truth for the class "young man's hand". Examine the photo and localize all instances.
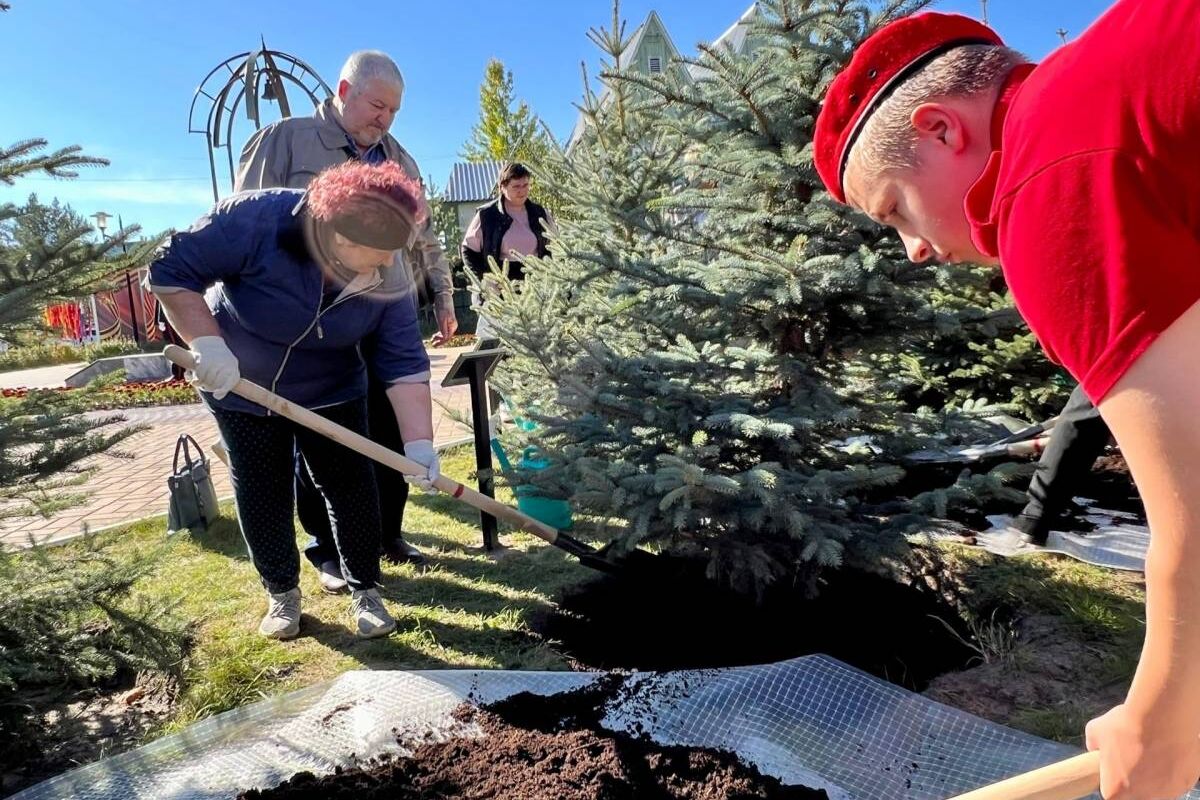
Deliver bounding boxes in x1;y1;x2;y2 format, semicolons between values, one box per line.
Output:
1093;300;1200;800
1085;704;1200;799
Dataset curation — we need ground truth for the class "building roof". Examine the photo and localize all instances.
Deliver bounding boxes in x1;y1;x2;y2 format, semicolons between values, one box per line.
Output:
443;160;504;203
566;3;762;151
688;2;762;79
712;2;761;55
566;10;689;151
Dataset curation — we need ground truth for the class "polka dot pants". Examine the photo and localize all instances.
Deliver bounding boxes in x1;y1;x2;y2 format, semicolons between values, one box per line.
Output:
212;400;381;594
296;375;409;567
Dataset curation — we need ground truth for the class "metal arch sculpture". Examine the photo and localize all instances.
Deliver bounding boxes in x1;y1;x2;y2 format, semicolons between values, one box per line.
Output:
188;41;333;202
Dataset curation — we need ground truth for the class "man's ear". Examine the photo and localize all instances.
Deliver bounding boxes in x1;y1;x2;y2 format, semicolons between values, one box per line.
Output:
337;79;351;101
910;103;967;152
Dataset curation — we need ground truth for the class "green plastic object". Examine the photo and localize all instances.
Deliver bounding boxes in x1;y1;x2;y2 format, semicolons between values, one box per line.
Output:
514;447;573;530
516;493;574;531
490;440;574;530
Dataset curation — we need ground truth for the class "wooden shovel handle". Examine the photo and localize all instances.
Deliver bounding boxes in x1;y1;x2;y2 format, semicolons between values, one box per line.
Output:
946;751;1100;800
163;345;563;544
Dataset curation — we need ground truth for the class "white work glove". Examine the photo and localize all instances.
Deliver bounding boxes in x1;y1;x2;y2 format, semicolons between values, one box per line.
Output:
188;336;240;400
403;439;441;492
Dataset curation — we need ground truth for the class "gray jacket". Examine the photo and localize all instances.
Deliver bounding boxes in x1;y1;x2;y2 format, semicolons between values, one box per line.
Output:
235;98;453;303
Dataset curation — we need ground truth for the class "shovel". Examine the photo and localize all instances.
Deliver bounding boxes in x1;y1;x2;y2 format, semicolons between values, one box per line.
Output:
904;414;1059;466
903;433;1052;466
945;750;1099;800
988;415;1059;446
164;345;648;575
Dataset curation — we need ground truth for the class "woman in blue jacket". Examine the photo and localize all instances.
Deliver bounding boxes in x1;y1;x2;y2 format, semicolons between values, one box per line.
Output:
149;161;437;641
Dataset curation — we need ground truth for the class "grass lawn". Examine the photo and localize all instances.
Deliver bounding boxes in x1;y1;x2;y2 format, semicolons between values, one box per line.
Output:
8;446;1148;789
924;543;1146;747
98;446;590;734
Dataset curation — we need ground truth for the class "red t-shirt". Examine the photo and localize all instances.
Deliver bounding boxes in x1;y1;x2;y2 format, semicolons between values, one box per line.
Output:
964;0;1200;402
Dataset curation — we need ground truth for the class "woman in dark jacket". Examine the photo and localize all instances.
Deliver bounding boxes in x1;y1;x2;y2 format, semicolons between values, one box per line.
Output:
149;161;439;642
460;162;553;282
460;163;553;340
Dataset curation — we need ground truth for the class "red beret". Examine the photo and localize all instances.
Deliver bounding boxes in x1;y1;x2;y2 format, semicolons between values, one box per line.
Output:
813;12;1003;203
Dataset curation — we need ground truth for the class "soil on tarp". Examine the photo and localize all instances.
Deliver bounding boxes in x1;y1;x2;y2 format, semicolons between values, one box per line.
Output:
889;449;1142;530
238;677;827;800
536;557;977;690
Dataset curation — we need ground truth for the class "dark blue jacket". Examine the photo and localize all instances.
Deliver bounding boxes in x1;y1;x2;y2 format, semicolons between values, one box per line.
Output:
148;189;430;416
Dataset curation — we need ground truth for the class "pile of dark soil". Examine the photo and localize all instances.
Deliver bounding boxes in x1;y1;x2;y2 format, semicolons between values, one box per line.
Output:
239;678;826;799
967;452;1142;533
1073;454;1143;517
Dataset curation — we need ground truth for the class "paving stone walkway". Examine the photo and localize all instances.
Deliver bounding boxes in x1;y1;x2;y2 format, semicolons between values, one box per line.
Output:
0;348;475;549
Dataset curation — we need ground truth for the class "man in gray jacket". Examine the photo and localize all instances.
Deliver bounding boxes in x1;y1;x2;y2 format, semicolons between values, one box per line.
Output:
236;50;452;587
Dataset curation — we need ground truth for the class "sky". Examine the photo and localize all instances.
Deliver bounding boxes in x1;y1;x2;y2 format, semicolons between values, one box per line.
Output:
0;0;1114;238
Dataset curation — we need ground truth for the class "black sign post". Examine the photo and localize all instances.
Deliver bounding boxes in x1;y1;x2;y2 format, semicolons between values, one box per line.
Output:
441;345;508;550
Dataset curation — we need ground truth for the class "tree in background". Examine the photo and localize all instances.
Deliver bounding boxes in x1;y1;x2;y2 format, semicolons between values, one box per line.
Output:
0;10;184;765
0;143;157;334
461;58;564;215
2;193;85;249
420;176;475;331
462;59;544;163
481;0;1046;596
423;177;464;259
0;137;158;517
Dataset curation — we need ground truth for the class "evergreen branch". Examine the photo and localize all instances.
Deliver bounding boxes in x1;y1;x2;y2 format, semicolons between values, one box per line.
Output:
608;69;741;130
0;139;108;185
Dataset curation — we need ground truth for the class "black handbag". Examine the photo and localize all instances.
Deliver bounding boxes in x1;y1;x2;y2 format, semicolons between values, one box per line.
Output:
166;434;221;534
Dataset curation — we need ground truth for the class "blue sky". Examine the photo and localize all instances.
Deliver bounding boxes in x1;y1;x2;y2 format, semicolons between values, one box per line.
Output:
0;0;1112;237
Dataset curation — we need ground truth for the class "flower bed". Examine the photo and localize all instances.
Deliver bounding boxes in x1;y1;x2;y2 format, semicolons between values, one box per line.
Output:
0;338;155;372
429;333;476;348
0;379;197;410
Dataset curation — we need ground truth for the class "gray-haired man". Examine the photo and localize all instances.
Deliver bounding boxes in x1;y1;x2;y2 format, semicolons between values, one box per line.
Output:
236;50;452;589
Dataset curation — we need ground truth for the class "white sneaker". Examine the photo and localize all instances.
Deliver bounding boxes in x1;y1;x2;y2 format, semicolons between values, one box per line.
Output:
350;588;396;639
259;587;301;640
316;560;349;594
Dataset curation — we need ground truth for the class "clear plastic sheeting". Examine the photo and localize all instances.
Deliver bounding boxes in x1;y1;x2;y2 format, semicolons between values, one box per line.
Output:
17;655;1192;800
972;507;1149;572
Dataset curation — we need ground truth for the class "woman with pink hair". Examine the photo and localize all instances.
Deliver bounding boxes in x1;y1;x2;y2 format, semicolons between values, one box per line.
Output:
149;161;437;641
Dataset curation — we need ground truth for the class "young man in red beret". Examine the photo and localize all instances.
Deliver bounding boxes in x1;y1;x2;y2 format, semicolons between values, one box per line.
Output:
813;3;1200;798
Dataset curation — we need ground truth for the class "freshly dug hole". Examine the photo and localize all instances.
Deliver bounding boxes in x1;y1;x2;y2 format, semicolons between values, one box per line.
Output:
538;557;977;690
